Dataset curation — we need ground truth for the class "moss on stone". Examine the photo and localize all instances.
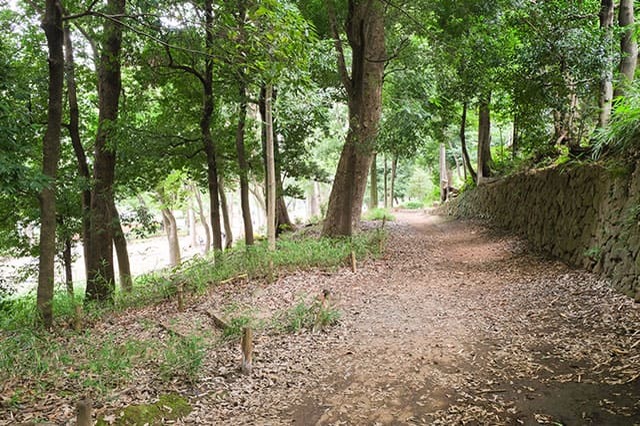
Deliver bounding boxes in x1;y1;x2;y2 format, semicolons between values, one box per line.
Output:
97;393;191;425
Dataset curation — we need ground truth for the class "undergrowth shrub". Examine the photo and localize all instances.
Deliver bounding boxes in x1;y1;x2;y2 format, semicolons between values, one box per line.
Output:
363;207;395;221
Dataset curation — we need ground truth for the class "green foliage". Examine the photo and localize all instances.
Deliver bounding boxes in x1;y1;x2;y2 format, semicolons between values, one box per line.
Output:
593;82;640;158
403;201;424;210
158;334;206;383
583;246;602;260
273;296;341;333
363;208;395;221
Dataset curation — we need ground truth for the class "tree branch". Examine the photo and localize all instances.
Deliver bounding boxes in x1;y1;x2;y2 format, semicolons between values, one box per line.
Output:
326;0;352;96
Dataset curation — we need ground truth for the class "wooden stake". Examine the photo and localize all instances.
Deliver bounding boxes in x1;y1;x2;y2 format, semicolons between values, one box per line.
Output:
76;399;92;426
268;259;275;283
177;283;184;312
241;327;253;375
74;304;82;332
350;250;357;272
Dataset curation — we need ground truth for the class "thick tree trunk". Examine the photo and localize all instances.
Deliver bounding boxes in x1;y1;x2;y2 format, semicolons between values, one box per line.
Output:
599;0;615;126
162;208;181;267
63;23;92;277
459;101;477;183
192;184;211;253
86;0;125;302
37;0;64;327
322;0;385;237
615;0;637;97
265;84;276;251
218;176;233;249
110;200;132;292
369;153;378;209
235;81;254;245
477;96;492;182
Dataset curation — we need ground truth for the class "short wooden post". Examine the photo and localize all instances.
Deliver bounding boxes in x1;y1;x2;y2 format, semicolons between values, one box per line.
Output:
76;399;91;426
177;283;184;312
74;304;82;332
350;250;357;272
241;327;253;375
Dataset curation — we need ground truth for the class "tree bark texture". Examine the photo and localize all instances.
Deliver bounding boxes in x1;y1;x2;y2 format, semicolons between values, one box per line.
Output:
63;237;73;297
218;176;233;249
85;0;125;302
322;0;385;237
192;184;211;253
599;0;615;126
63;23;92;277
235;80;254;245
477;96;492;182
110;199;132;292
259;85;293;235
202;0;223;252
616;0;637;97
265;84;276;251
369;153;378;209
37;0;64;327
162;208;181;267
390;155;397;208
459;101;477;183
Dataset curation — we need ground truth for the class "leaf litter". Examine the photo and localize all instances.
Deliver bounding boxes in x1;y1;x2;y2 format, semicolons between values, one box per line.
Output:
1;211;639;425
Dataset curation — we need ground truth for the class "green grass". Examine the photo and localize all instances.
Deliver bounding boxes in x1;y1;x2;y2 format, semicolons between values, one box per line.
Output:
402;201;424;210
0;229;384;407
363;208;395;221
272;296;342;333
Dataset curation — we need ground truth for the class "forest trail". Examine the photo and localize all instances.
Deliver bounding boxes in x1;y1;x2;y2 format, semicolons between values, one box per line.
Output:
9;211;639;425
188;210;640;425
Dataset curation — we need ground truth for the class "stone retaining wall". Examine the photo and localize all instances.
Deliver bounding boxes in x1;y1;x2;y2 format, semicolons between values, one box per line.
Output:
443;162;640;300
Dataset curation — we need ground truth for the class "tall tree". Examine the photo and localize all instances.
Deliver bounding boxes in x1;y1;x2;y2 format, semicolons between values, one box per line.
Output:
85;0;126;302
598;0;615;126
322;0;385;237
615;0;637;97
37;0;64;327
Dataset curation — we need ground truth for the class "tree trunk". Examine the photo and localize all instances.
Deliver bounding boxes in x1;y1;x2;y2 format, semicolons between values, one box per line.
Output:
439;144;448;202
265;84;276;251
322;0;385;237
192;184;211;254
599;0;615;126
477;96;492;182
63;237;73;297
235;80;254;245
390;155;397;208
110;200;132;292
615;0;637;97
308;181;321;218
85;0;125;302
512;111;519;159
188;208;197;248
459;101;477;183
259;86;294;236
162;208;181;267
218;176;233;249
63;23;92;278
37;0;64;327
369;153;378;209
202;0;223;252
383;155;388;208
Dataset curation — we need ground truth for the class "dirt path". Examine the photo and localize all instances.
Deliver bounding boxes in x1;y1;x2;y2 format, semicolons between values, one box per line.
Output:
6;211;638;425
185;210;640;425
